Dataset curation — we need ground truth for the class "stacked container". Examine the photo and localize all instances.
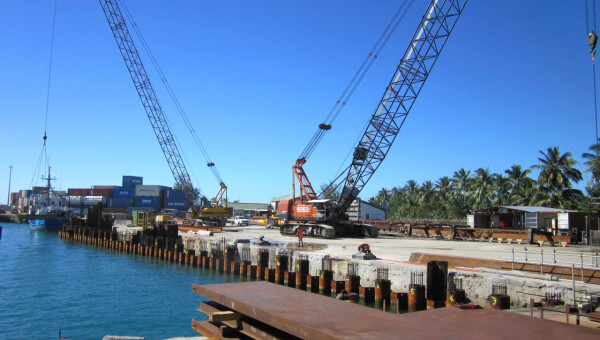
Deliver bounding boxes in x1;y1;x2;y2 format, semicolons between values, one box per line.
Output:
109;186;135;209
133;185;165;211
68;188;92;196
164;188;188;211
122;176;143;187
91;185;117;197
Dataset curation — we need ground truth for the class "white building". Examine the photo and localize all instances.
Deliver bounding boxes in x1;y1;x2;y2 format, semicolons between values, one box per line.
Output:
347;198;385;221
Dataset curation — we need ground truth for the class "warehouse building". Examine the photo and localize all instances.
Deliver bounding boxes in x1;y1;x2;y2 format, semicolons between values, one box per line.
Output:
228;202;269;218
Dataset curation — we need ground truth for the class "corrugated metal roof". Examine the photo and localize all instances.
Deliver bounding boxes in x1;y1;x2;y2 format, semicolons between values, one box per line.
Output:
228;202;269;211
501;206;567;213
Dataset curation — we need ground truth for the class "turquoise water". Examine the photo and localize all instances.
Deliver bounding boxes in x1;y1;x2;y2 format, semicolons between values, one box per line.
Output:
0;223;239;340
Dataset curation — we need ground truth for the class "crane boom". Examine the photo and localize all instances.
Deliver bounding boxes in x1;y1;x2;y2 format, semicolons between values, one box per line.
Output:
338;0;467;214
99;0;196;202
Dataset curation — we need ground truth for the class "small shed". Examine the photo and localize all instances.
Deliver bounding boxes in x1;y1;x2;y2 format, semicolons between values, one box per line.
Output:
348;199;386;221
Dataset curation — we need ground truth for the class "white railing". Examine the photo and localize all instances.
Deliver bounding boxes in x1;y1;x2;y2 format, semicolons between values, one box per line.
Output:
501;248;600;281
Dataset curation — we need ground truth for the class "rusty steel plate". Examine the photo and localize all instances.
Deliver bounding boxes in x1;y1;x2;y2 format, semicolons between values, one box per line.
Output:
193;281;600;340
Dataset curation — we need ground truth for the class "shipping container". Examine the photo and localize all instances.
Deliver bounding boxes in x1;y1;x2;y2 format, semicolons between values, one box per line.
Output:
135;185;164;197
128;207;154;218
68;188;92;196
32;186;46;191
19;189;32;198
91;188;114;198
83;196;107;206
123;176;143;187
66;196;84;204
110;197;133;209
165;189;186;200
134;196;161;208
93;185;119;190
113;187;135;198
164;199;189;210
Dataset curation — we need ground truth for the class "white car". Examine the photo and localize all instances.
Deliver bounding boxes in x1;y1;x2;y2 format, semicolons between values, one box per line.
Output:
234;216;250;226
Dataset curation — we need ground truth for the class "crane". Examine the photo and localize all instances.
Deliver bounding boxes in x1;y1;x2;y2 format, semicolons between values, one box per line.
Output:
99;0;231;225
278;0;468;238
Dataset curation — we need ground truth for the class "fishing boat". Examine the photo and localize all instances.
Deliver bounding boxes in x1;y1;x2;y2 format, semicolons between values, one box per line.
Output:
26;166;69;231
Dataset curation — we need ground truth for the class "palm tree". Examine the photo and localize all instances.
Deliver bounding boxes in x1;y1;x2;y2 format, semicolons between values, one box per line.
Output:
582;141;600;196
370;188;391;212
492;174;512;206
512;178;543;206
505;164;531;192
531;146;583;208
419;180;435;204
472;168;494;209
451;168;472;196
435;176;453;201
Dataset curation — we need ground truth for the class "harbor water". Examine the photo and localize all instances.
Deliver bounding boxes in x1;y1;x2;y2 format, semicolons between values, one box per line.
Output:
0;223;238;340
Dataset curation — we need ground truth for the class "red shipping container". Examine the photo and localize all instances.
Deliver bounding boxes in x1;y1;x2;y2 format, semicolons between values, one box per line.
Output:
68;188;92;196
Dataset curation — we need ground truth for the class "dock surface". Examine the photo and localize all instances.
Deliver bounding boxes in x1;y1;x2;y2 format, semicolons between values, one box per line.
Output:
192;281;600;339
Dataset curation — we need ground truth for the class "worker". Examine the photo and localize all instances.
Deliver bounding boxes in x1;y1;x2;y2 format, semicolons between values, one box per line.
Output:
296;227;304;247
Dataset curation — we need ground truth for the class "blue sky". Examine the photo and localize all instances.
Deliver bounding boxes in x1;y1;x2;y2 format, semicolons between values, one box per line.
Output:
0;0;597;205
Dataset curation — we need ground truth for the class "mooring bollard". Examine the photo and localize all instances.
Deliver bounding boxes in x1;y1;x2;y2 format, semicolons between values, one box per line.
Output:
408;284;426;312
295;259;309;290
275;255;288;285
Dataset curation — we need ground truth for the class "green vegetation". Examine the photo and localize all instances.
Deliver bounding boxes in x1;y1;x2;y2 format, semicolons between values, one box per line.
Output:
369;145;597;220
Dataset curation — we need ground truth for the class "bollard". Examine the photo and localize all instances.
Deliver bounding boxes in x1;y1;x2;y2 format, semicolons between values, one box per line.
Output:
275;255;288;285
308;276;320;293
489;294;511;310
375;279;391;306
345;275;360;295
285;272;296;288
200;251;209;269
248;265;257;279
395;292;409;311
363;287;375;304
267;268;276;283
408;284;426;312
295;259;309;290
224;246;236;273
209;255;216;271
446;289;466;307
334;281;346;295
319;270;333;295
256;251;269;280
240;261;250;277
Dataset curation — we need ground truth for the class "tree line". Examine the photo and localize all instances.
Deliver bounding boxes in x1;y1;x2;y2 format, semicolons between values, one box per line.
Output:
367;145;600;220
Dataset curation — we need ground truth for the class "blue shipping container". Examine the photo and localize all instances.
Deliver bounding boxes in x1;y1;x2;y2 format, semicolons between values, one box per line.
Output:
134;196;161;208
164;199;189;210
165;189;186;200
110;197;133;208
113;187;135;198
122;176;143;187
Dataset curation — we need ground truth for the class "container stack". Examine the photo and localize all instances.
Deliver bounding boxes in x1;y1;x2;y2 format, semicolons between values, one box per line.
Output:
164;188;189;211
133;185;165;211
106;176;143;211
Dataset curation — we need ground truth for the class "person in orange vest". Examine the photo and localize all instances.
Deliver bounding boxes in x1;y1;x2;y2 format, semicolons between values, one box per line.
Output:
296;227;304;247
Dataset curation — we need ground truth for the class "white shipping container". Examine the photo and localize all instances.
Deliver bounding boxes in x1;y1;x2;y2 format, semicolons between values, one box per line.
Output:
83;196;107;205
135;185;163;197
67;196;84;204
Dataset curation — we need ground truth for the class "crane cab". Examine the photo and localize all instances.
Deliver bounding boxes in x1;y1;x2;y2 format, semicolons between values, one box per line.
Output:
277;198;337;222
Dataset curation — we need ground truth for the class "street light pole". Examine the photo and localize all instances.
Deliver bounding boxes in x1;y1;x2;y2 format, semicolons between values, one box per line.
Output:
7;165;12;206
